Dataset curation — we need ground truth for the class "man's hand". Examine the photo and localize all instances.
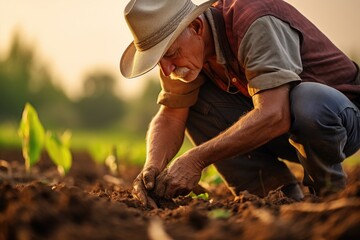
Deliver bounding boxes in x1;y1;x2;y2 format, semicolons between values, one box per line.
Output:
132;106;189;208
132;166;159;209
154;155;204;199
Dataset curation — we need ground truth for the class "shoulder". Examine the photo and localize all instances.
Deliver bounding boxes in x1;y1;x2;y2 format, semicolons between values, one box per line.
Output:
246;16;298;39
239;15;300;62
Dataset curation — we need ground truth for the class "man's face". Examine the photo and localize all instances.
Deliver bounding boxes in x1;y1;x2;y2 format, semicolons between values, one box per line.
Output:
159;27;205;83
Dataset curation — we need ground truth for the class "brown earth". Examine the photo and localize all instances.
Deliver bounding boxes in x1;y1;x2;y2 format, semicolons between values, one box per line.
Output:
0;149;360;240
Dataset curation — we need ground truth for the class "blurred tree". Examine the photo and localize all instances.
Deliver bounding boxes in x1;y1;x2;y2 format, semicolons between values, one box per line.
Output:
0;31;77;128
0;32;31;120
122;78;160;133
76;71;126;129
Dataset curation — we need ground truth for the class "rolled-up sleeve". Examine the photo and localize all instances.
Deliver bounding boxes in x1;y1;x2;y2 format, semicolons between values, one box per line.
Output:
157;71;206;108
238;16;303;96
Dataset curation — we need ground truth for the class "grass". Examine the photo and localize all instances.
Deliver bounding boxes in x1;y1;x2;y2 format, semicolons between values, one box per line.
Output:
1;121;359;169
0;121;192;166
0;121;22;149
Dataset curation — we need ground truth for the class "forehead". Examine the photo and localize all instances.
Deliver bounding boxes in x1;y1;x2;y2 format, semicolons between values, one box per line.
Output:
166;28;189;52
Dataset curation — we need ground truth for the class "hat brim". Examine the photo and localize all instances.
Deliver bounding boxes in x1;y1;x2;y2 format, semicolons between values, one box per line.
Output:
120;0;216;79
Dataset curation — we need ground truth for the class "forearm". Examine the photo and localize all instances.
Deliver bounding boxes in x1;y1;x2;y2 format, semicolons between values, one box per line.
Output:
152;106;289;200
144;107;188;171
186;85;292;169
189;108;288;167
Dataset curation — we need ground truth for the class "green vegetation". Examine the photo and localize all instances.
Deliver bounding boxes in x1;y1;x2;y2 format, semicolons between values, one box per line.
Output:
0;31;164;167
45;131;72;176
208;209;232;219
17;103;73;175
18;103;45;173
0;122;24;149
190;192;210;201
0;31;159;132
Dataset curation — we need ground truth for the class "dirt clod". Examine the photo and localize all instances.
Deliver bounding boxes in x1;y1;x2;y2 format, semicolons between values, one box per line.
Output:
0;149;360;240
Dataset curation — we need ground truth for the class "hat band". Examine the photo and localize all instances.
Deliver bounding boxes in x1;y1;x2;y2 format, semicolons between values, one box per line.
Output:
135;0;195;52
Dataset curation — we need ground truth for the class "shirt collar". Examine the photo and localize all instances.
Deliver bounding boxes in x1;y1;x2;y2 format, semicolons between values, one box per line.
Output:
204;9;226;65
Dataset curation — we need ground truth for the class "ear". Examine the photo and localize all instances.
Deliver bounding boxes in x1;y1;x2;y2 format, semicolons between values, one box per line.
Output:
189;17;204;36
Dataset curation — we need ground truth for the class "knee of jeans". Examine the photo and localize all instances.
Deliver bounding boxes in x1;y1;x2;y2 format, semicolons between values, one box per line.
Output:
290;102;323;138
290;82;344;137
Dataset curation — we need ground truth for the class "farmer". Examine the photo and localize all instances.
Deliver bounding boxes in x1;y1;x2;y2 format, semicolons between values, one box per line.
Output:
120;0;360;208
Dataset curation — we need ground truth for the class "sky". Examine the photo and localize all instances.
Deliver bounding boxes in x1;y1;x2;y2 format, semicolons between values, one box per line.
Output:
1;0;360;99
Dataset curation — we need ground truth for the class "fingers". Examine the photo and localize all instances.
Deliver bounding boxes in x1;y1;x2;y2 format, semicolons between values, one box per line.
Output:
146;195;158;209
132;185;158;209
155;182;190;199
132;178;148;205
132;176;158;209
154;172;167;198
175;188;191;197
133;164;200;207
142;168;157;190
192;184;207;195
154;170;191;199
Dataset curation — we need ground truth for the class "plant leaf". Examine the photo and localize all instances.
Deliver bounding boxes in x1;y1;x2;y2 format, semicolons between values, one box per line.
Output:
61;130;72;148
18;103;45;172
208;208;232;219
189;192;209;201
45;131;72;176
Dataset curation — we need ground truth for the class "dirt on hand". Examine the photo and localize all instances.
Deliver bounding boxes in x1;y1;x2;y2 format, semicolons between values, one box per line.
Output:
1;149;360;240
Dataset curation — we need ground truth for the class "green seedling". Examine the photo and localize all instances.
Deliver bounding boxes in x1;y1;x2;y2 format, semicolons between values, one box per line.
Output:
88;143;120;174
18;102;73;176
105;147;119;175
18;103;45;173
208;208;232;219
189;192;209;201
88;143;112;164
45;130;72;176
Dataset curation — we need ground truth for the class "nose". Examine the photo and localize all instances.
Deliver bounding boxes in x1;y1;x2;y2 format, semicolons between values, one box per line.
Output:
159;58;175;76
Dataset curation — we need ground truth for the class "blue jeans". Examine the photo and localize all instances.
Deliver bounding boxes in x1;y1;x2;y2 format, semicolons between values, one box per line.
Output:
289;82;360;194
186;80;360;196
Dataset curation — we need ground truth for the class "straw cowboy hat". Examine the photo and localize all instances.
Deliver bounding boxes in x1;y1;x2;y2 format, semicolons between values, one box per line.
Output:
120;0;217;79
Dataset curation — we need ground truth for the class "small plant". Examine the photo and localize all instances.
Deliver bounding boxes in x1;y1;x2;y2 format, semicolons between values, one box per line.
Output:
189;192;210;201
18;103;72;176
18;103;45;173
88;143;120;174
88;143;113;164
208;208;232;219
45;131;72;176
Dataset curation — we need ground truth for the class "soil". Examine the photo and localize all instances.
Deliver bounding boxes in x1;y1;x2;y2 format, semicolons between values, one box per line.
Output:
1;149;360;240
